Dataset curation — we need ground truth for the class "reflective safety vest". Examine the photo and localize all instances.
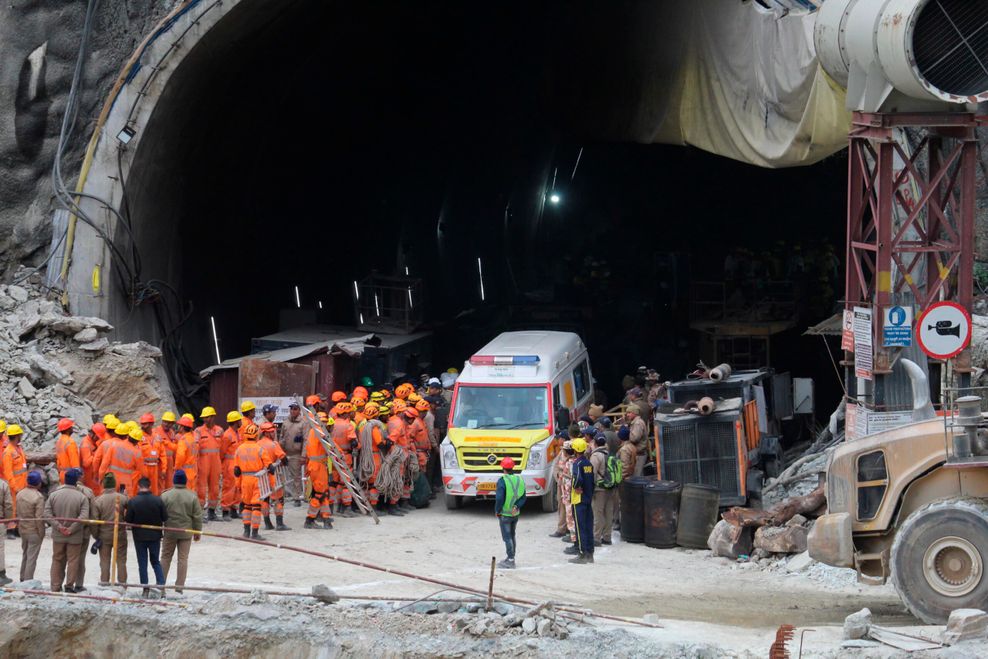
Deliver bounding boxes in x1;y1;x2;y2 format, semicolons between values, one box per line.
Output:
500;474;524;517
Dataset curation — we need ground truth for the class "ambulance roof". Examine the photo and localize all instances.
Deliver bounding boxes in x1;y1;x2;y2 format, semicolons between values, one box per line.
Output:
458;331;587;384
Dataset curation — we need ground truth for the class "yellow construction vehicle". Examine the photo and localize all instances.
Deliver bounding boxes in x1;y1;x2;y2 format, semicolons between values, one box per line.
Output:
809;361;988;623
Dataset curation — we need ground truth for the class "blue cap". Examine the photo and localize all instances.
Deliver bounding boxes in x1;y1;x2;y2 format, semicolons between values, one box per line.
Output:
597;417;612;429
262;404;278;414
27;471;42;487
173;469;187;485
64;468;81;486
618;426;631;441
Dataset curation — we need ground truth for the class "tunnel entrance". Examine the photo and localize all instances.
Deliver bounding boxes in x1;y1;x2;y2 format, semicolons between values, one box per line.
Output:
111;1;846;425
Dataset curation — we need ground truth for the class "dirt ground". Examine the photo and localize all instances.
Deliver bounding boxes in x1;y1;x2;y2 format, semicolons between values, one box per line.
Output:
1;497;922;655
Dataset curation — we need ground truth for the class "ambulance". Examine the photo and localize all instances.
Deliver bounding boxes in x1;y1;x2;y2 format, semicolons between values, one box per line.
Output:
440;331;595;511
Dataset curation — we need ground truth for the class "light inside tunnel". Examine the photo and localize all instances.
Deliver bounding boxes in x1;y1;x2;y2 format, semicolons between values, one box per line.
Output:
106;0;848;420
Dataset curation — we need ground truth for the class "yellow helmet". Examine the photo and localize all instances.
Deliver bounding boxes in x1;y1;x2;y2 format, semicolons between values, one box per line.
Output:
102;414;120;430
200;406;217;418
571;437;588;453
0;420;5;433
7;424;23;437
161;411;177;422
241;401;256;413
129;427;144;441
226;411;243;423
407;392;422;403
446;367;458;374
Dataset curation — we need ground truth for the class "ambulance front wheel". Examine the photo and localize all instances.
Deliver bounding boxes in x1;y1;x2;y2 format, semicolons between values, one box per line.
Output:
539;485;558;513
445;493;463;510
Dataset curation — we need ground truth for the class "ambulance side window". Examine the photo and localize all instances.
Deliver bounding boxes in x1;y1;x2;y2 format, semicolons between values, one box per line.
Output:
573;359;590;402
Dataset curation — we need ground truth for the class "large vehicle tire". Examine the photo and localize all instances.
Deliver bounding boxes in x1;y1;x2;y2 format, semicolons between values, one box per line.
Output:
539;483;558;513
891;497;988;624
444;493;463;510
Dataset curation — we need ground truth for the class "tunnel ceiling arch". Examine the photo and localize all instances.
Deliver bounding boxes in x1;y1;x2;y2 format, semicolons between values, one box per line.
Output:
67;0;851;331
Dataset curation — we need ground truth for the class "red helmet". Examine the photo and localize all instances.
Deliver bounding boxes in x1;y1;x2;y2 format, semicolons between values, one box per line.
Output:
139;413;155;424
305;394;322;407
259;421;276;433
57;418;75;432
403;407;419;419
91;423;108;440
352;386;369;401
330;391;347;403
177;416;194;429
501;457;515;471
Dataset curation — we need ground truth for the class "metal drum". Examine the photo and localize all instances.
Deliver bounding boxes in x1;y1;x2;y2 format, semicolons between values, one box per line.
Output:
643;480;682;549
677;483;721;549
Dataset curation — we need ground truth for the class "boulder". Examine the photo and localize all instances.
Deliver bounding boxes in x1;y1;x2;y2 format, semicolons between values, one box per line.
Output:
943;608;988;645
522;617;537;634
437;601;460;614
72;327;98;343
707;519;754;559
310;584;339;604
536;618;552;636
754;525;808;554
17;377;36;399
843;607;871;640
7;285;29;303
785;514;808;528
44;315;112;335
786;551;816;572
78;338;109;352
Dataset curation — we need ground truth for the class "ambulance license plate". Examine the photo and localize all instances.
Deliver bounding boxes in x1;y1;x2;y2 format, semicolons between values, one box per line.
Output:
477;482;497;492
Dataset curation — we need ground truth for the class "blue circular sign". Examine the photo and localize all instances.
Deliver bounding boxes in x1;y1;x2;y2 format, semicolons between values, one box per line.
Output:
888;306;907;326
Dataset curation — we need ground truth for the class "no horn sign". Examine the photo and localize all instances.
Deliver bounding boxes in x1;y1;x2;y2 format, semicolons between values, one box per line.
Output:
916;302;972;360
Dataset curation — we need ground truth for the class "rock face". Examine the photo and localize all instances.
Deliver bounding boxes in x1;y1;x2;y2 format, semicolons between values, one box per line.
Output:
0;1;174;274
0;273;174;450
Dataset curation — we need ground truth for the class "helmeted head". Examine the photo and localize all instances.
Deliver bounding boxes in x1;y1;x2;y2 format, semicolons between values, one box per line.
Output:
261;404;277;421
161;411;177;427
7;424;23;443
241;401;256;417
177;415;194;430
57;418;75;433
501;457;515;472
259;421;277;436
352;386;369;402
363;403;380;419
129;427;143;443
395;383;414;400
103;415;120;431
243;423;259;441
91;423;108;441
571;437;588;454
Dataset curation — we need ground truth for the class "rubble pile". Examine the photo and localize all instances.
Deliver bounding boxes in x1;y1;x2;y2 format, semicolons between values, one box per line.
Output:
0;272;174;454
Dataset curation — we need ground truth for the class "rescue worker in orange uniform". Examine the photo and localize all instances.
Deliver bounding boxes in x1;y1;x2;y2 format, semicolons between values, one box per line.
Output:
196;407;224;521
258;422;290;531
0;419;7;452
154;412;178;486
221;411;243;521
2;425;29;535
99;424;147;496
330;402;358;517
387;400;413;506
92;417;120;485
81;423;108;495
303;413;334;530
55;418;81;484
356;403;388;511
328;392;346;408
138;413;165;495
351;397;367;425
405;406;431;471
239;401;257;439
173;414;199;493
233;423;273;540
395;383;414;401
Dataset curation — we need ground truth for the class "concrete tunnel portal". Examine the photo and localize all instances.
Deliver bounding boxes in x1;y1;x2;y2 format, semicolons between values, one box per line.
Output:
68;1;849;419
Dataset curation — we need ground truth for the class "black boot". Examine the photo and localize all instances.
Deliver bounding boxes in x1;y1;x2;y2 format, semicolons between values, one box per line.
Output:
304;517;317;529
399;499;414;512
387;504;405;516
221;510;230;522
341;505;356;518
275;515;291;531
251;527;266;541
207;508;218;522
229;508;240;520
243;525;251;538
322;517;333;529
263;516;275;530
0;571;11;587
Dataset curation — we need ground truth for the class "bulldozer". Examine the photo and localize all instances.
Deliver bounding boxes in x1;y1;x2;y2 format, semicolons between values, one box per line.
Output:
808;360;988;624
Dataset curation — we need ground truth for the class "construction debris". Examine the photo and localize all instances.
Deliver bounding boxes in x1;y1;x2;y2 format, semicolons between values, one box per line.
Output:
843;607;872;640
943;609;988;646
0;271;174;457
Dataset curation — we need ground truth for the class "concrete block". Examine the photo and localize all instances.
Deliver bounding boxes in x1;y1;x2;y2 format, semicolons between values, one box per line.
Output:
707;520;754;559
843;607;871;640
754;525;808;554
943;608;988;645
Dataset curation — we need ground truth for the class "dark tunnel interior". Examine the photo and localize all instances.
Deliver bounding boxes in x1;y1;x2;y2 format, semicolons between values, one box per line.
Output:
121;1;849;428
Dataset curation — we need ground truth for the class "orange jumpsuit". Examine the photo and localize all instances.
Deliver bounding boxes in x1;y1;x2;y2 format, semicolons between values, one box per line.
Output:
330;419;357;506
139;432;164;495
408;417;431;470
234;439;271;530
357;419;386;505
174;431;200;493
196;424;224;509
2;442;28;528
304;431;332;520
257;435;287;516
98;438;147;496
387;416;411;500
55;433;81;483
154;425;177;486
238;415;258;440
80;434;102;495
221;426;242;511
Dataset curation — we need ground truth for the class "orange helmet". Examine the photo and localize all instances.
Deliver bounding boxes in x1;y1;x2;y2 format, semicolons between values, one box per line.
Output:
351;397;366;409
57;418;75;432
379;389;392;400
335;402;354;415
392;399;407;413
364;403;380;418
305;394;322;407
415;399;431;412
331;391;347;403
243;423;259;439
177;415;194;429
403;407;420;419
395;383;413;399
317;411;328;423
407;392;422;403
139;413;155;424
259;421;276;434
352;386;369;401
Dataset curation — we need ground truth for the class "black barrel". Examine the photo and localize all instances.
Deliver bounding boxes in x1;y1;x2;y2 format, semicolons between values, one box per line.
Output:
618;476;654;543
643;480;682;548
677;483;721;549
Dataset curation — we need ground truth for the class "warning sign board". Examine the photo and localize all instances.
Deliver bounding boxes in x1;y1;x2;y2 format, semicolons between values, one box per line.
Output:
916;302;972;360
841;309;854;352
882;305;913;348
853;307;873;380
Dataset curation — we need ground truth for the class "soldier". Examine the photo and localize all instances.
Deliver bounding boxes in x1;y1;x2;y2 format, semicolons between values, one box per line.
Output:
623;406;648;477
44;468;90;592
16;471;45;582
548;437;576;545
91;473;128;586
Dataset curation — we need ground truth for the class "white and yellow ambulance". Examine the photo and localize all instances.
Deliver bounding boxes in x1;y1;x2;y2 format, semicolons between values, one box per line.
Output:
440;331;594;511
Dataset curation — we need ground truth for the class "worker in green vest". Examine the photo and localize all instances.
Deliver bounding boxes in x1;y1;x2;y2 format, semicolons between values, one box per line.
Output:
494;457;527;569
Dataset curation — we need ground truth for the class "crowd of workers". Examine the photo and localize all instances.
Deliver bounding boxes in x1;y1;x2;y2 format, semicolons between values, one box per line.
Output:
0;376;451;596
